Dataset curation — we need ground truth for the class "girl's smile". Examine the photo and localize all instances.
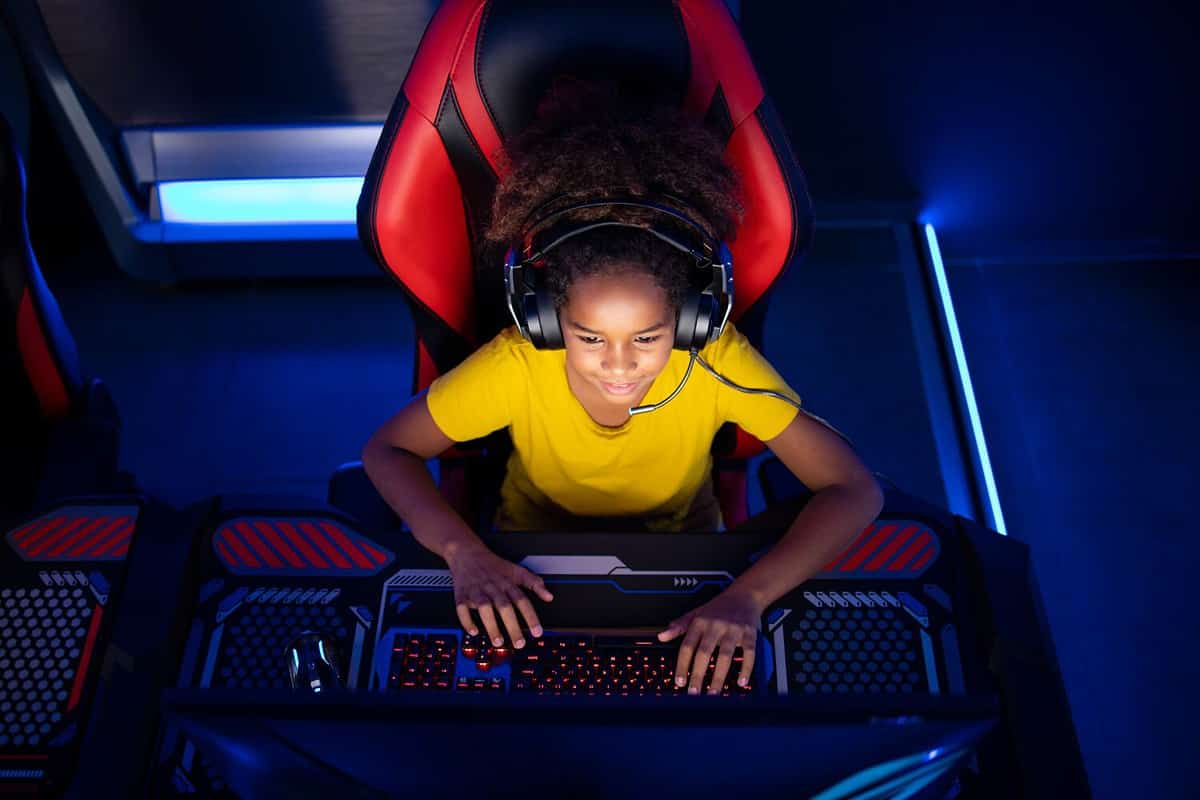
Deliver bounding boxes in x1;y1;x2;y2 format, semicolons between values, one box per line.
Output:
600;381;642;395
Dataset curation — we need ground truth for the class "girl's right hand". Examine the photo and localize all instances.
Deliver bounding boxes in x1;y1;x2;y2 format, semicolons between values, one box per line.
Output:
444;543;554;649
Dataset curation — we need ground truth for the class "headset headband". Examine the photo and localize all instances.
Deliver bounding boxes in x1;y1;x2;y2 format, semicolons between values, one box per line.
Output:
519;196;725;268
503;195;733;351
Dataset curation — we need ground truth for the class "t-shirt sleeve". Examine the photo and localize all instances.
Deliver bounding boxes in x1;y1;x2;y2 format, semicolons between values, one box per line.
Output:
704;324;802;442
425;329;523;442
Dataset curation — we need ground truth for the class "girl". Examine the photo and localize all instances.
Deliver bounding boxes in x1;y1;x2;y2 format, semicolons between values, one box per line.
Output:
362;81;883;694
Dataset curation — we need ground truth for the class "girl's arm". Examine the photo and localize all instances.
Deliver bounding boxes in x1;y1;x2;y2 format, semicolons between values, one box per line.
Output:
660;410;884;694
362;393;553;648
361;392;483;563
726;410;885;609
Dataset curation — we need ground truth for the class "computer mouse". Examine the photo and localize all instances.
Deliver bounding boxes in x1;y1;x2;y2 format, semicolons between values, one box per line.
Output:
284;630;343;693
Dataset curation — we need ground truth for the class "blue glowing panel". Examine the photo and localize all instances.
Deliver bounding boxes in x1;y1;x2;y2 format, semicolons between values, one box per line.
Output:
158;177;362;224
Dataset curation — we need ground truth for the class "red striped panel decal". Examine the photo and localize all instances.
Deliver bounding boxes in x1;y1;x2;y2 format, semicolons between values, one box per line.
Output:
11;517;58;545
68;518;129;558
887;532;933;572
910;546;936;572
316;522;372;573
839;524;899;572
299;521;352;569
6;509;137;562
216;538;238;567
357;538;390;565
27;517;87;557
253;521;305;568
817;521;941;578
319;522;373;569
234;521;284;568
864;524;918;571
219;529;261;568
212;518;394;576
46;516;109;558
92;527;131;558
16;517;67;549
275;521;329;568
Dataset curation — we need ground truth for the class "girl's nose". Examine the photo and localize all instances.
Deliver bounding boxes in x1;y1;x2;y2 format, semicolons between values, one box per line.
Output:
601;344;636;373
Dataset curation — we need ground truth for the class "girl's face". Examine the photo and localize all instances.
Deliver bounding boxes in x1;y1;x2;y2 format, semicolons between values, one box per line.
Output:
560;269;676;408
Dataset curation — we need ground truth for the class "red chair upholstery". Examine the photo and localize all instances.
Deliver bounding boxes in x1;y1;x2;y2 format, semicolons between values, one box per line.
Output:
353;0;814;528
0;113;126;516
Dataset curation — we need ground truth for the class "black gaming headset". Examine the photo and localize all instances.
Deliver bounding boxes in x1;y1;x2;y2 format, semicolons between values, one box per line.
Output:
503;197;733;351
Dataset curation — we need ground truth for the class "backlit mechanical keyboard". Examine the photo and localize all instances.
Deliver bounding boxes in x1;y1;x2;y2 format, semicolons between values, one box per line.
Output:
384;631;756;696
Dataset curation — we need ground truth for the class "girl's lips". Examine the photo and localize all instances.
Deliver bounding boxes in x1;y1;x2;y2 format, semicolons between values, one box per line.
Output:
601;380;640;395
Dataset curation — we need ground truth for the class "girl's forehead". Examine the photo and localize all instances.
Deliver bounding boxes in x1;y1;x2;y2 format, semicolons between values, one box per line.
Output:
567;270;662;300
564;273;672;330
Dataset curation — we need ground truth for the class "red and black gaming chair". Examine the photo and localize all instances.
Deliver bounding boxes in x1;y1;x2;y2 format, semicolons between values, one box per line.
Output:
331;0;814;530
0;113;128;516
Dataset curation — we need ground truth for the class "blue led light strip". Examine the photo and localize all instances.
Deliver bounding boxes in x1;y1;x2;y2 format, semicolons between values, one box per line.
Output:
158;177;363;224
923;224;1007;534
150;177;363;242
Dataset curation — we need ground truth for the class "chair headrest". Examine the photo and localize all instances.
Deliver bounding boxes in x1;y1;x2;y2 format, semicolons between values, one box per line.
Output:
360;0;813;390
467;2;691;142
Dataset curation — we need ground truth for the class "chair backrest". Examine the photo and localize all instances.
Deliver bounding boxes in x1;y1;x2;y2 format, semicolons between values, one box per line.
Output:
0;113;85;511
358;0;813;414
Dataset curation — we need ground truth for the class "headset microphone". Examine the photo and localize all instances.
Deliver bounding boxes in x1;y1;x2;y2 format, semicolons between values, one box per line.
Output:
627;350;701;417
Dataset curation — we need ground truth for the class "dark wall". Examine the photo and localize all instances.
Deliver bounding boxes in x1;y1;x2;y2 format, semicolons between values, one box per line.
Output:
35;0;435;126
948;258;1198;799
744;1;1200;262
745;3;1199;797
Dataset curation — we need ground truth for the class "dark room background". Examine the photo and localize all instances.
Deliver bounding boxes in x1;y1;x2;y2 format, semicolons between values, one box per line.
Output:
743;2;1198;797
2;1;1197;796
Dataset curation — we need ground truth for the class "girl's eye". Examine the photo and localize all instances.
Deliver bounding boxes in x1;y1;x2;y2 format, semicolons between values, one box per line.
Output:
575;335;660;345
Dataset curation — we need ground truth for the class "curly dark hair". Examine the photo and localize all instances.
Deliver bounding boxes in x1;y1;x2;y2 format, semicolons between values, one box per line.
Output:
483;78;744;315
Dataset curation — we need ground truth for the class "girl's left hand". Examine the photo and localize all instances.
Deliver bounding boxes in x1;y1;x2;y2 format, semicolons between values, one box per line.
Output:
657;587;765;695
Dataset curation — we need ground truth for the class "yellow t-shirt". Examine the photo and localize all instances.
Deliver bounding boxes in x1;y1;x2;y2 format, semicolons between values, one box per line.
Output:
425;323;801;531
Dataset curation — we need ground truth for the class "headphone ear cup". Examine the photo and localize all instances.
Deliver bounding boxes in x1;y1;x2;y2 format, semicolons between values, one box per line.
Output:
674;294;697;350
675;291;715;350
523;290;564;349
692;292;716;349
536;289;563;349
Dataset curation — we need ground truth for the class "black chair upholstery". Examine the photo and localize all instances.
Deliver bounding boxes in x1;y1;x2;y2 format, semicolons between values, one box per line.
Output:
0;113;128;515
